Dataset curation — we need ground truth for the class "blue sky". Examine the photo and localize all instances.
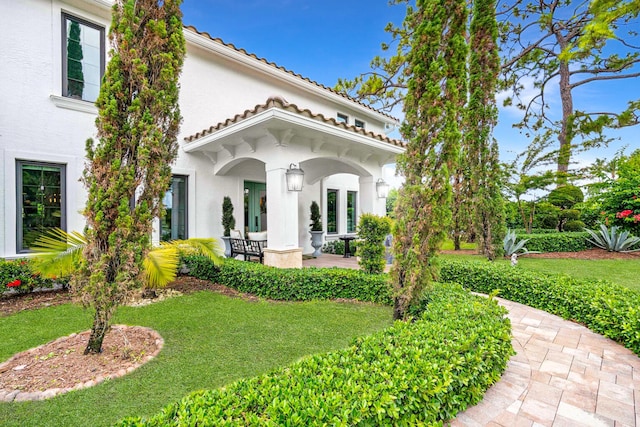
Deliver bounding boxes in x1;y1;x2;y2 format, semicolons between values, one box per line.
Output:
181;0;639;176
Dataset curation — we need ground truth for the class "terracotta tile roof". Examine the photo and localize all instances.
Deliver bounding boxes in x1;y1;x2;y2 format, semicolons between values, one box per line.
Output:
184;96;406;149
183;26;400;123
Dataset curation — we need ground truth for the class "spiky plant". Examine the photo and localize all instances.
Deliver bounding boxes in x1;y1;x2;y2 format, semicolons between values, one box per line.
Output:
584;225;640;252
31;229;222;291
502;229;538;256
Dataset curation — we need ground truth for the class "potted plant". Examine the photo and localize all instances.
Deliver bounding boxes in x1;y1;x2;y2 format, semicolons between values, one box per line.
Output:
221;196;236;257
309;201;324;257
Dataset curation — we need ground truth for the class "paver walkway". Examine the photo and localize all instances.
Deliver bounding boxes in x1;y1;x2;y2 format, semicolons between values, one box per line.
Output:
303;255;640;426
450;298;640;426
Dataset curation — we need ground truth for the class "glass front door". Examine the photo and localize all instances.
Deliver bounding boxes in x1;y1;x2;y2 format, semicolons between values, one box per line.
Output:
244;181;267;234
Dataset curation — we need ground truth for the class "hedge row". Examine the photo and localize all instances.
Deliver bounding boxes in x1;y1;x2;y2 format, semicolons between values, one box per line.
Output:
118;283;514;426
182;255;393;305
440;259;640;356
519;231;592;252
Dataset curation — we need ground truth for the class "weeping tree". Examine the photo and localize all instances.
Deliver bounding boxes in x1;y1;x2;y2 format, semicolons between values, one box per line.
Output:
392;0;468;320
465;0;505;260
76;0;185;354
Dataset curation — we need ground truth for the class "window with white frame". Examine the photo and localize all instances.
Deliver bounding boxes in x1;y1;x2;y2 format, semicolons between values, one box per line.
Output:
336;113;349;124
62;13;105;102
354;119;365;129
16;161;66;252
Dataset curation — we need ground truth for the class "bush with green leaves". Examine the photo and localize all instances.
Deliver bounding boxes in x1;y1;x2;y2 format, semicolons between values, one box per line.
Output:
182;256;392;304
222;196;236;237
356;214;391;274
118;282;513;426
321;239;360;255
440;259;640;356
584;225;640;252
518;232;592;252
0;258;55;296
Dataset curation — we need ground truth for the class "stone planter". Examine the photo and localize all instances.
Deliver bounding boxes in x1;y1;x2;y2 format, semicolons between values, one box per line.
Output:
310;230;324;257
221;236;232;258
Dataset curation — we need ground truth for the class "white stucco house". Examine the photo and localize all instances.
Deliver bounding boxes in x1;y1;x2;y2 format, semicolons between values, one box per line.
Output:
0;0;404;267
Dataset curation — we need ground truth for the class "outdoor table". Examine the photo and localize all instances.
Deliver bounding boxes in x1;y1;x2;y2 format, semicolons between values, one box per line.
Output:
339;235;356;258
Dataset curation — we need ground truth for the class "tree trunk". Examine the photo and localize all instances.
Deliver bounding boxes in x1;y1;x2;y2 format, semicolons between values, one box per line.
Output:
84;308;111;354
556;33;574;181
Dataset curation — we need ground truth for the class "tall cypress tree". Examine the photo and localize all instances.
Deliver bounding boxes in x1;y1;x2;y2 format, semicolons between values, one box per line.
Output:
466;0;505;260
76;0;185;354
67;20;84;98
392;0;468;320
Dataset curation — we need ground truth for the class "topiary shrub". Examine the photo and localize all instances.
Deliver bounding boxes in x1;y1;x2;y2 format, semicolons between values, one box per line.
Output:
440;259;640;356
563;219;586;232
309;201;322;232
356;214;391;274
117;282;513;426
222;196;236;237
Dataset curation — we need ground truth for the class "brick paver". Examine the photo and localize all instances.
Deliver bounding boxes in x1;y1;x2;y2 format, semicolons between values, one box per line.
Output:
450;299;640;426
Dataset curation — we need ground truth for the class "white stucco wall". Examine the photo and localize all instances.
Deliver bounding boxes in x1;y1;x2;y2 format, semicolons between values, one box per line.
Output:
0;0;397;258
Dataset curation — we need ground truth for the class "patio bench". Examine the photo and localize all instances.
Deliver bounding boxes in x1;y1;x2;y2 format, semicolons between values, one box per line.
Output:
229;238;266;263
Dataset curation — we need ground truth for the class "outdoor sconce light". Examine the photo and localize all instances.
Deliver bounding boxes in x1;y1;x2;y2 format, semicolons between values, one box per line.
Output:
376;178;390;198
285;163;305;191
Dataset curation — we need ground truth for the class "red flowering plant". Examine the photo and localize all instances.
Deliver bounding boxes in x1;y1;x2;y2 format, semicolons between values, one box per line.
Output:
0;259;53;296
596;151;640;235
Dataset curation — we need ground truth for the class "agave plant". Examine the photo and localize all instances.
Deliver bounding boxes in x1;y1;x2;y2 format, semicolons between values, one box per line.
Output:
503;229;538;256
30;228;223;292
584;225;640;252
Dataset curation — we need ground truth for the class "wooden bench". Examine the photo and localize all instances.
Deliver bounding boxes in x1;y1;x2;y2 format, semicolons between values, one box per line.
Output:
229;238;267;263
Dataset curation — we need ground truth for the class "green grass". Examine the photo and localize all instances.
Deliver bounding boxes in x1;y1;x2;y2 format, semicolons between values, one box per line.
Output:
441;253;640;291
0;292;392;427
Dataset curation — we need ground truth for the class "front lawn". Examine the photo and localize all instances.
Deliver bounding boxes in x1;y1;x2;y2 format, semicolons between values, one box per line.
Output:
0;291;392;427
441;253;640;291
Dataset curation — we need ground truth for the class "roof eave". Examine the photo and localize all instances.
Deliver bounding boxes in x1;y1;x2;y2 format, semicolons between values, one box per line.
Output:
183;28;400;126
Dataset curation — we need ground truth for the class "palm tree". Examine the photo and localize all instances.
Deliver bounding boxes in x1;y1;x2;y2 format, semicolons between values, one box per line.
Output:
30;228;222;296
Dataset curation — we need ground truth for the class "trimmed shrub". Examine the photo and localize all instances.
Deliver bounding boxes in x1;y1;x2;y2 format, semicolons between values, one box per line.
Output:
512;228;558;234
117;282;513;426
321;239;360;255
518;232;592;252
356;214;391;274
182;256;392;304
440;259;640;356
0;258;55;296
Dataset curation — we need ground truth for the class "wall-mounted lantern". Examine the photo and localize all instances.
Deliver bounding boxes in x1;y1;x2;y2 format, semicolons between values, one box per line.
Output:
285;163;304;192
376;178;390;198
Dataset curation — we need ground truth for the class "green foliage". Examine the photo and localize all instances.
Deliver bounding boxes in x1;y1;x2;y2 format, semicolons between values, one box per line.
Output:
440;259;640;356
309;201;322;231
222;196;236;237
584;225;640;252
321;239;360;256
118;282;513;426
0;259;55;296
595;150;640;234
563;220;586;232
356;214;391;274
547;185;584;209
77;0;186;353
66;20;84;98
182;256;393;305
392;0;468;320
385;188;398;218
519;232;592;252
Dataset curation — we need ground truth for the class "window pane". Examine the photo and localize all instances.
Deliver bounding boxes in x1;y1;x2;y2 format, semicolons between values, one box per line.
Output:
161;176;187;241
64;16;103;102
347;191;357;233
18;162;65;252
327;189;338;234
